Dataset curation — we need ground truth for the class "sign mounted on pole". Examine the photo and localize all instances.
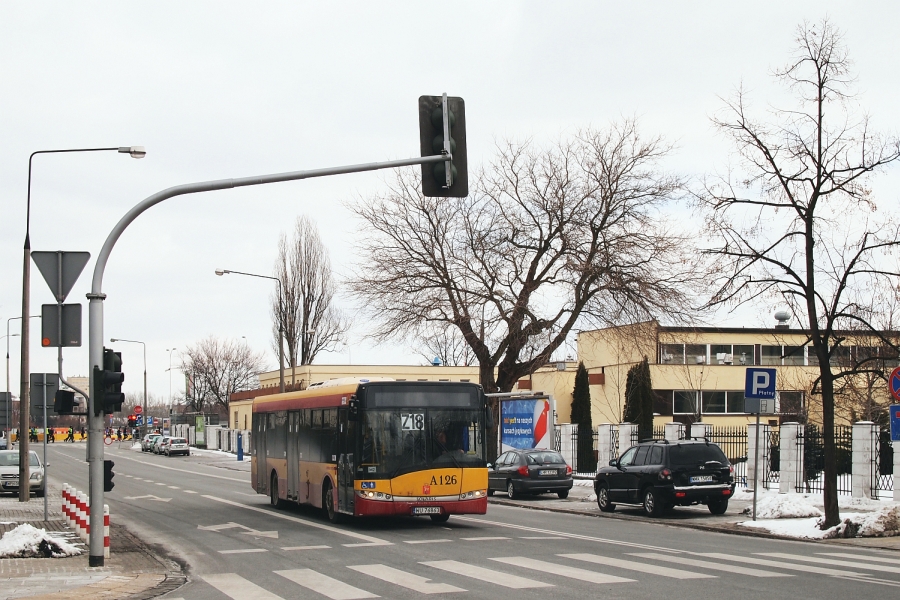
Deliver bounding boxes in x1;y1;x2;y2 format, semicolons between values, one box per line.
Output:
31;251;90;303
29;373;59;419
40;303;82;347
744;367;777;413
889;367;900;403
889;404;900;441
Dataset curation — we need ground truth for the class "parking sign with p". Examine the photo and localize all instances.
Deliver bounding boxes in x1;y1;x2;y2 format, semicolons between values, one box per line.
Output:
745;368;777;414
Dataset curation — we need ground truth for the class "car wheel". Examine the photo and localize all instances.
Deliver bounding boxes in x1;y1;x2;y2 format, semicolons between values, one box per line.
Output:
430;513;450;523
642;487;664;517
506;480;517;499
708;498;729;515
596;483;615;512
323;480;343;523
557;490;569;499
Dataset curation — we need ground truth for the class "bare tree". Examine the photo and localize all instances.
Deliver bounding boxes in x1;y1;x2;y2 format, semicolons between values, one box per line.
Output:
350;120;705;458
698;19;900;528
413;323;477;366
180;336;267;414
272;216;349;386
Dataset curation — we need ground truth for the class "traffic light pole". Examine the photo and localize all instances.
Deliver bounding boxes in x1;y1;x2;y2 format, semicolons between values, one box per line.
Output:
86;152;450;566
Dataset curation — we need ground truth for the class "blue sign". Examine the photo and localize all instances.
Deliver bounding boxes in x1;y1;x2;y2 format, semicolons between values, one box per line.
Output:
361;481;376;489
745;368;777;399
500;398;551;451
135;415;143;426
890;405;900;442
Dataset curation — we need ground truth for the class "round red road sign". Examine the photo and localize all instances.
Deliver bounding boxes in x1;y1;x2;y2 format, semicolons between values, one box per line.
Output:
889;366;900;402
133;405;143;415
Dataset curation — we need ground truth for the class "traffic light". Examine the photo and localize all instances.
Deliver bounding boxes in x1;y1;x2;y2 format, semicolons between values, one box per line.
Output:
127;414;137;429
103;459;115;492
418;94;468;198
53;390;77;415
92;347;124;415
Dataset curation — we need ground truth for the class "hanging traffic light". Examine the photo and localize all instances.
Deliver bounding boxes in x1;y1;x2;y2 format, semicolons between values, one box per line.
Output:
103;460;115;492
92;347;124;415
418;94;468;198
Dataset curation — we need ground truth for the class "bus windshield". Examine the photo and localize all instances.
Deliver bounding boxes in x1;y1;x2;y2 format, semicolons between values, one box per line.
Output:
359;408;486;477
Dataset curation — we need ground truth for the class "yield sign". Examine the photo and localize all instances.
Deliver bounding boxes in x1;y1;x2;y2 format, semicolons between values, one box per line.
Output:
32;251;91;302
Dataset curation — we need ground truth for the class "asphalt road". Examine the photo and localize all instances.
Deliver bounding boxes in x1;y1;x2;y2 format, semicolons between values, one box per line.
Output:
46;442;900;599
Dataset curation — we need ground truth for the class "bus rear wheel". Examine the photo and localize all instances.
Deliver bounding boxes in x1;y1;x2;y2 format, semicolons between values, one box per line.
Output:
323;480;343;524
270;473;286;509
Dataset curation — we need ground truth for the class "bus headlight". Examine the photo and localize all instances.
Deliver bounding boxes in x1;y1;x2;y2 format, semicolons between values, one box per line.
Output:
459;490;486;500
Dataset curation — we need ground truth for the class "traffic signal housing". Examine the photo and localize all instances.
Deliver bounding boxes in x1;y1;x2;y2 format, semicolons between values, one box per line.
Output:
418;94;468;198
92;347;124;415
103;460;115;492
53;390;77;415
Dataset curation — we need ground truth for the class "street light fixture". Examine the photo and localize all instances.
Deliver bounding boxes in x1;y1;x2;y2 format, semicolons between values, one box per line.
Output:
110;338;146;437
19;145;144;503
215;269;285;393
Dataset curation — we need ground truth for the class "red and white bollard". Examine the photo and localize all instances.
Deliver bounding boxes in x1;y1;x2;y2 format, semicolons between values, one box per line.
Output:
61;485;110;555
103;504;110;559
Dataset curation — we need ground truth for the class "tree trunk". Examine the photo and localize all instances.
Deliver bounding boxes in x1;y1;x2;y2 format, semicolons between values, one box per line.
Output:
820;372;840;528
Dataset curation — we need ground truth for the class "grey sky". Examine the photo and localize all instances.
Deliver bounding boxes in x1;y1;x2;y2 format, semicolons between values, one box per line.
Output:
2;2;898;402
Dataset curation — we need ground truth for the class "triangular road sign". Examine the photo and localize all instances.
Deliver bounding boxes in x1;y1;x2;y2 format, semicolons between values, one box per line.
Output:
32;251;91;303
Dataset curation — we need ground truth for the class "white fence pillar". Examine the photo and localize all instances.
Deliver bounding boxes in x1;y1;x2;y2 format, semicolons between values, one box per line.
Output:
596;424;614;466
779;422;803;494
851;421;876;499
664;422;684;442
747;423;771;491
618;423;639;450
690;422;710;440
558;424;577;468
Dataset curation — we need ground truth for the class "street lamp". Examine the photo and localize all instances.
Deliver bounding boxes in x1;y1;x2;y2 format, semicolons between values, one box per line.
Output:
166;348;176;435
110;338;146;437
19;146;144;503
215;269;285;393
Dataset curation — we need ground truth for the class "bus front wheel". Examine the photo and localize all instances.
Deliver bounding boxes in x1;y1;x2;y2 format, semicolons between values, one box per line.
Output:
323;480;343;524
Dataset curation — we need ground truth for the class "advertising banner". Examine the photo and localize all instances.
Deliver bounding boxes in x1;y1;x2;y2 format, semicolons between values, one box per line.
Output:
500;397;553;451
195;416;206;446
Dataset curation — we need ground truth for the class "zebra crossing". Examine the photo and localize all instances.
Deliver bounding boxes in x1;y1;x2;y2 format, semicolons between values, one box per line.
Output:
190;549;900;599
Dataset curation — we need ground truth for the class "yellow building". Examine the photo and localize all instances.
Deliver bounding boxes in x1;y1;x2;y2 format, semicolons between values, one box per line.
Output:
578;321;897;428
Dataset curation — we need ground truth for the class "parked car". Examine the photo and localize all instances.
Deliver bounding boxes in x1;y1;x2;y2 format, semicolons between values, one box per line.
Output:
594;439;735;517
165;437;189;457
488;449;573;499
141;434;161;452
0;450;44;497
0;436;8;450
153;436;170;454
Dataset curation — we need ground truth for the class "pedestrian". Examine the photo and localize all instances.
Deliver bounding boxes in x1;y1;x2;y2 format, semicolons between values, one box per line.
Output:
48;428;55;443
66;427;74;442
80;427;86;440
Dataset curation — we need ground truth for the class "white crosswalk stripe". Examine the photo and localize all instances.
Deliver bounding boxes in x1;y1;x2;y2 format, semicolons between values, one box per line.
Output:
490;556;635;584
348;564;467;593
561;553;716;579
818;552;900;564
695;552;862;577
629;552;792;578
275;568;379;599
757;552;900;575
202;573;285;600
421;559;554;588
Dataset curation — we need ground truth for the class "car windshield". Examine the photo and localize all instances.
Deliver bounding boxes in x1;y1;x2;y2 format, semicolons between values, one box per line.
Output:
668;444;728;466
172;438;187;444
0;451;41;467
524;451;565;465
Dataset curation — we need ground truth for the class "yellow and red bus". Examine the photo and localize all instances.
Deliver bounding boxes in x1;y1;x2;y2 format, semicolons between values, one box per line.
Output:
252;379;489;523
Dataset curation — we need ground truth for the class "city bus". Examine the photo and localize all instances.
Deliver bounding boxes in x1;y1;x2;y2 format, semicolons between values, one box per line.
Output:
251;378;489;523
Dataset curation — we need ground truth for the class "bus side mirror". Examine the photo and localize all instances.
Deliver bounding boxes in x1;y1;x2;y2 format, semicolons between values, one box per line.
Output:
348;397;359;421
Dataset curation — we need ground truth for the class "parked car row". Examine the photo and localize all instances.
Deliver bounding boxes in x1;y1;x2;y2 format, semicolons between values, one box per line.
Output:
140;434;190;457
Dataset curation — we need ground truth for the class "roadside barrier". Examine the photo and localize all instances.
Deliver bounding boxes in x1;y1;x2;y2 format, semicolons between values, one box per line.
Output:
63;483;110;558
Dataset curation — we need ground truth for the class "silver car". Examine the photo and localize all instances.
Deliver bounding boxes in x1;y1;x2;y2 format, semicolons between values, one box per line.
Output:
141;434;161;452
165;437;189;457
0;450;44;497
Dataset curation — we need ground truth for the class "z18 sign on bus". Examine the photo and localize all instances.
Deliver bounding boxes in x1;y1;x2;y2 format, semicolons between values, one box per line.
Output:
500;398;552;451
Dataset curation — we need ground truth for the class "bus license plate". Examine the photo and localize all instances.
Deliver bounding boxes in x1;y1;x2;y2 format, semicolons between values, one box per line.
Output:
690;475;714;483
539;469;557;476
412;507;442;515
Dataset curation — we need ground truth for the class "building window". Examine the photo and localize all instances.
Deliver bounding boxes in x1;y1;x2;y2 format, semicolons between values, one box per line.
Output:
659;344;684;364
674;391;698;414
761;345;783;365
701;391;726;413
726;391;745;413
685;344;706;365
783;345;804;366
779;391;804;414
654;390;674;416
733;345;754;365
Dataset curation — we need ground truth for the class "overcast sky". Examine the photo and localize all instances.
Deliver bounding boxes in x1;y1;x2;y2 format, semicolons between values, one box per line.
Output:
2;2;899;402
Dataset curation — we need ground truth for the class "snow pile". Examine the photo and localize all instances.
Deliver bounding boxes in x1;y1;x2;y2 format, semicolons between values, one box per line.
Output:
0;524;83;558
741;493;823;519
824;504;900;538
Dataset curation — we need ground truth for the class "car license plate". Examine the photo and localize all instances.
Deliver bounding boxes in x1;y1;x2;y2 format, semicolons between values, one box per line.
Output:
3;480;18;487
690;475;714;483
412;507;441;515
539;469;557;476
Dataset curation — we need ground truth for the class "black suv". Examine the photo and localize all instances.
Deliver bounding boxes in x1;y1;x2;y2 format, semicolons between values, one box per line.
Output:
594;440;735;517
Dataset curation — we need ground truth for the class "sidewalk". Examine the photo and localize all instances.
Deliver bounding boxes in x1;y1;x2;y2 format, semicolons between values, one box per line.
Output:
0;489;185;600
488;478;900;551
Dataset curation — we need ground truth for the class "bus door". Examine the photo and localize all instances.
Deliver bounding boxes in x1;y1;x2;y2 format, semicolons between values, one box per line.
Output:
255;413;268;493
337;408;356;513
287;412;300;500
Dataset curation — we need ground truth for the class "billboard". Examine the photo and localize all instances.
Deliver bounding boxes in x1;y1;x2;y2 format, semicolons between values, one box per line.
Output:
500;396;554;451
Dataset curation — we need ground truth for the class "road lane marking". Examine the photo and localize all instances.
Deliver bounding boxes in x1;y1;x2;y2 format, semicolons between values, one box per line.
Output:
562;554;715;579
184;490;198;494
276;568;378;599
695;552;861;576
461;536;509;541
198;522;278;539
519;536;567;540
123;494;171;502
403;539;452;544
349;564;466;594
629;552;791;577
757;552;900;574
282;545;331;550
818;552;900;564
203;495;392;546
218;548;268;554
421;560;553;589
97;450;247;482
490;556;634;584
202;573;283;599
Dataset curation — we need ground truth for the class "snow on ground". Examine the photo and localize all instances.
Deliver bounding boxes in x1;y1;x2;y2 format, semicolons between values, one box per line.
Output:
0;524;83;558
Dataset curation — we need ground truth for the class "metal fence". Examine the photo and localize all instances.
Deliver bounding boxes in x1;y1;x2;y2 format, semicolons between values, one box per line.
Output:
708;426;748;486
795;424;853;494
764;428;780;488
873;429;894;498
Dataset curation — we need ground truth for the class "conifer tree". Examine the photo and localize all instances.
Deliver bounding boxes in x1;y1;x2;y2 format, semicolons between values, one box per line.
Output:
571;363;596;472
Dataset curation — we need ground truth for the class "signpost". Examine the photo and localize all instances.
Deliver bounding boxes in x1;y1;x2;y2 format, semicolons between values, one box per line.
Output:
745;367;776;521
133;405;142;415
